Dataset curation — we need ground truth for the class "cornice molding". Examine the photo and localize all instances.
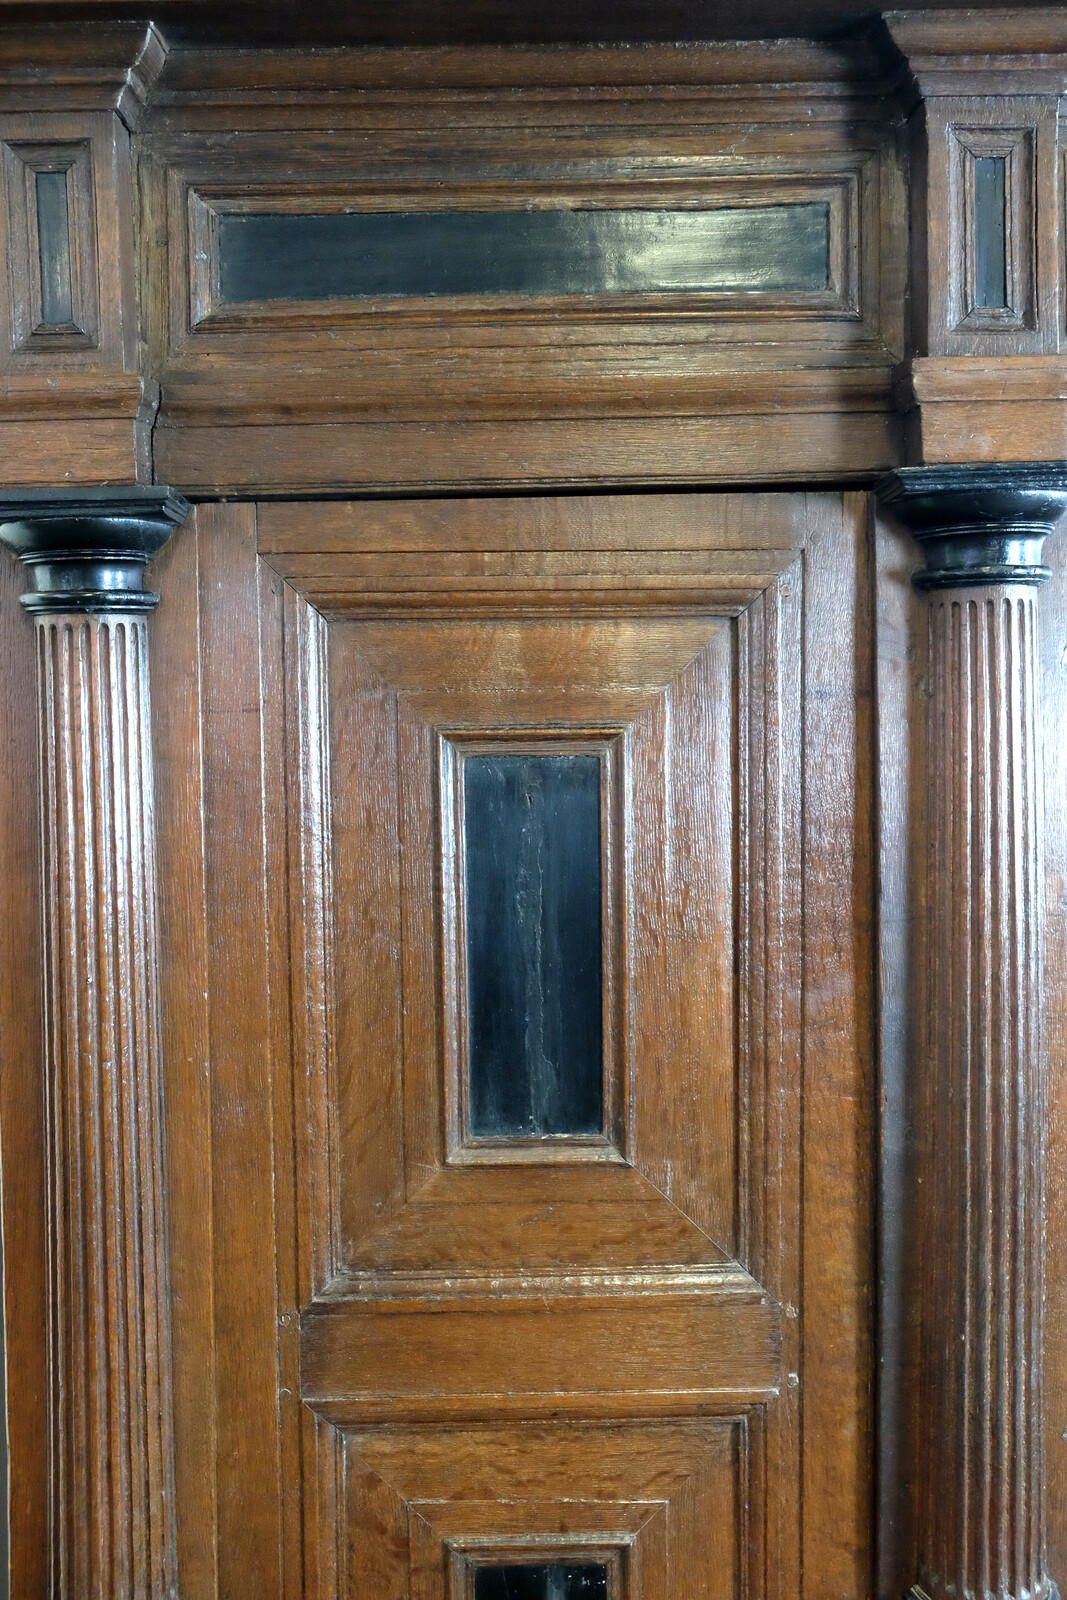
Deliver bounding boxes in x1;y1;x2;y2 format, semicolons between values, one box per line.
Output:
885;7;1067;95
0;21;169;126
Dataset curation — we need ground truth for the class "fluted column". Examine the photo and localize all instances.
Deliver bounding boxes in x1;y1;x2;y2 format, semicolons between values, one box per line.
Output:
0;489;188;1599
877;465;1067;1600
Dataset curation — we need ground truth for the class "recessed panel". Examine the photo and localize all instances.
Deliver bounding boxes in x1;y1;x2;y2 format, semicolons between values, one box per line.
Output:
474;1566;608;1600
464;752;603;1139
323;613;740;1267
216;204;830;302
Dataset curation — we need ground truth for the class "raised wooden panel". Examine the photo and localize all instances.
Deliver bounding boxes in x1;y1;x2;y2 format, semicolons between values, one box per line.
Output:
305;612;743;1278
338;1422;748;1600
127;490;877;1600
251;488;809;1596
189;178;852;328
138;40;906;490
0;111;136;374
916;95;1060;357
1;138;99;351
0;102;152;481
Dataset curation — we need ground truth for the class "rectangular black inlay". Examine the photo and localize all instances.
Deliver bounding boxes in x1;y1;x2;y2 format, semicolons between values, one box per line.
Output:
474;1565;608;1600
463;753;603;1139
35;170;73;325
216;203;830;302
973;155;1008;310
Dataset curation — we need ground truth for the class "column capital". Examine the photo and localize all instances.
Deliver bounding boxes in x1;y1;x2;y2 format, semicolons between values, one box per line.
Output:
0;486;189;614
875;461;1067;589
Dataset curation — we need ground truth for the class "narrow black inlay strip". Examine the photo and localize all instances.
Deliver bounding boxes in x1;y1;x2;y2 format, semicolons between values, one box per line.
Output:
34;170;73;326
474;1565;608;1600
217;203;830;302
974;155;1008;310
464;753;603;1139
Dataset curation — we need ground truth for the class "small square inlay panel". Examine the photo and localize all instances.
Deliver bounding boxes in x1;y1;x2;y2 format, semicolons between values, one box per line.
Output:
472;1565;609;1600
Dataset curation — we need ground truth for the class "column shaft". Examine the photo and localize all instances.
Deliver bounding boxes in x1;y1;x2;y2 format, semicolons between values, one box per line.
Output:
915;588;1050;1600
38;613;175;1599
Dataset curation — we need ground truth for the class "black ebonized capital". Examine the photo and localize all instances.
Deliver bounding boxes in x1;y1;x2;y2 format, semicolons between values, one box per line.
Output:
0;487;190;614
875;463;1067;590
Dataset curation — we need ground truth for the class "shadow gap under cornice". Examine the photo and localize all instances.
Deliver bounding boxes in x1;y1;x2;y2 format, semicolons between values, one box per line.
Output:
0;0;1034;48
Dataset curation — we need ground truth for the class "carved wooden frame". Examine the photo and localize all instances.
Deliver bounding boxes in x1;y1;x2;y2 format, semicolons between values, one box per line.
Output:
182;172;859;332
251;496;811;1600
438;727;625;1166
948;124;1035;334
0;137;99;350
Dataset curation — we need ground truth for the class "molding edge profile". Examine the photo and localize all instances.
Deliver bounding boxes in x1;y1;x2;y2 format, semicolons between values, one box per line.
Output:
877;462;1067;1600
0;487;188;1596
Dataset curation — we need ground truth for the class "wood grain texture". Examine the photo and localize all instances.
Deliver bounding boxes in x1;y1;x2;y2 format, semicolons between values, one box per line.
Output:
136;40;905;493
343;1420;744;1600
903;356;1067;463
196;503;287;1600
147;509;220;1600
0;24;167;125
0;546;49;1600
0;110;140;376
912;587;1054;1600
1037;489;1067;1600
36;612;176;1598
154;413;901;495
800;492;876;1597
873;505;927;1600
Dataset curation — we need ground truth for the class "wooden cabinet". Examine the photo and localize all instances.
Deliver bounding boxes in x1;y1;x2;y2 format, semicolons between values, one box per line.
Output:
0;13;1065;1600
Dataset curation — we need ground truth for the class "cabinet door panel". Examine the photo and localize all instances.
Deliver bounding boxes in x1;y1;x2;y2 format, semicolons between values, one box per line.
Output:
141;491;874;1600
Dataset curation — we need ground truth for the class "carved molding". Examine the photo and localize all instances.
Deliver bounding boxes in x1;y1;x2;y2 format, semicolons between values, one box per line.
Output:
0;486;188;612
877;463;1067;587
0;487;188;1598
876;461;1067;1600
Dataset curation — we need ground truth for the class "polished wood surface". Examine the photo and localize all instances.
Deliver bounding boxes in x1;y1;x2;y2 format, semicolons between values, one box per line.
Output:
78;490;878;1598
0;11;1064;1600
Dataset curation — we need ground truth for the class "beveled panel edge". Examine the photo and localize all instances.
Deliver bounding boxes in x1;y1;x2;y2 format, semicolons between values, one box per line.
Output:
253;490;815;555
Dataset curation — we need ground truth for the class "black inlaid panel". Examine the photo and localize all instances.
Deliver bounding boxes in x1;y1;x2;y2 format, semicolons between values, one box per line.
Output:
973;155;1007;310
474;1565;608;1600
464;753;603;1139
35;170;73;325
217;203;830;301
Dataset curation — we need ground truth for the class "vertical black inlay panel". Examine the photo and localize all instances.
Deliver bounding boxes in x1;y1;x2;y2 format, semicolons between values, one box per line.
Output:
34;170;73;326
474;1566;608;1600
974;155;1008;310
464;753;603;1138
